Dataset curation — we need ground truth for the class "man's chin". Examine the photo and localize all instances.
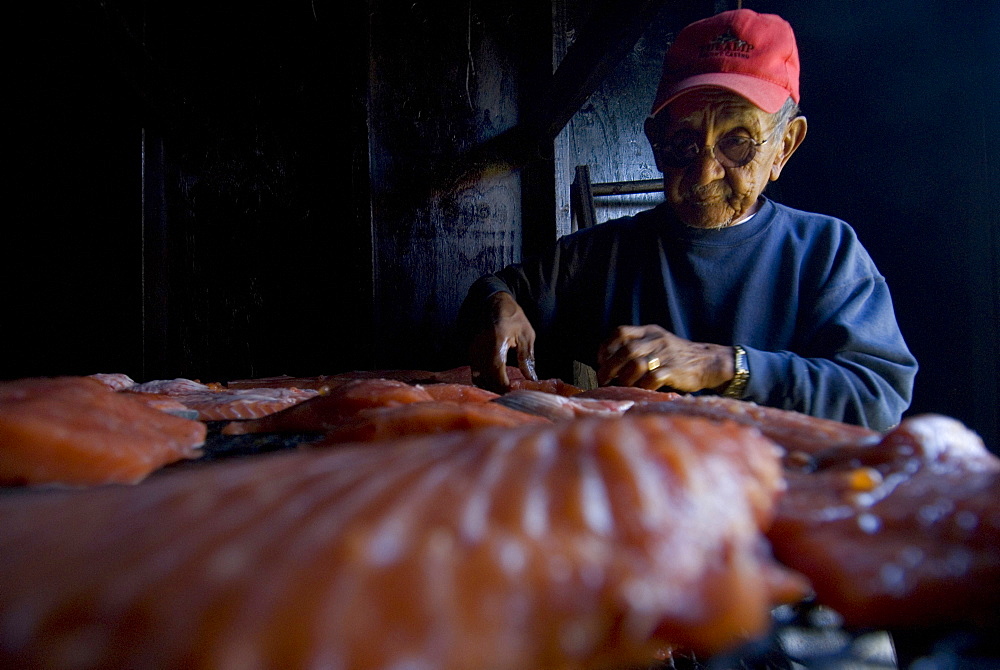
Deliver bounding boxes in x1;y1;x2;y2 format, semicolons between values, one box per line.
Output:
677;203;734;229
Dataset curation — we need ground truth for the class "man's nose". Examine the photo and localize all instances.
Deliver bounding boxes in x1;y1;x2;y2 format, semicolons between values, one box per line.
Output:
691;145;726;185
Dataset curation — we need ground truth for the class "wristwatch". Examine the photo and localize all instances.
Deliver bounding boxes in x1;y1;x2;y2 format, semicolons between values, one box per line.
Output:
721;345;749;399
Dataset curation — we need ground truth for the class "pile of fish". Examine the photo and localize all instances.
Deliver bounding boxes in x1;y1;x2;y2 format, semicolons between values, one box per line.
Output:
0;368;997;669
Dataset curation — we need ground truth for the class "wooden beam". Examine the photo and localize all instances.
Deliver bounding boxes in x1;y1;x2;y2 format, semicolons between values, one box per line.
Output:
439;0;671;191
530;0;671;141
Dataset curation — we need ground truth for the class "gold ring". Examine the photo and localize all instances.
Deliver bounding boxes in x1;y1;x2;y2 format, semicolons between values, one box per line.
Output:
647;356;661;373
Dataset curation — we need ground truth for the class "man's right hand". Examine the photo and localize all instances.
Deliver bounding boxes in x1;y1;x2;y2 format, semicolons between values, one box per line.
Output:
468;292;538;393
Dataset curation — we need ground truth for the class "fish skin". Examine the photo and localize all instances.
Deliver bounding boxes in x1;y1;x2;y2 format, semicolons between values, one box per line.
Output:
0;414;805;669
0;377;206;487
123;392;200;419
174;388;321;421
492;389;633;421
121;378;320;422
128;378;221;394
87;373;137;392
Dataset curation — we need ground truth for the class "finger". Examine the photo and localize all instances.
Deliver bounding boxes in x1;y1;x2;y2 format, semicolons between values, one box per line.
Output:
596;344;627;385
471;339;511;393
596;326;642;366
598;340;657;386
493;340;512;389
469;335;504;393
636;367;666;391
640;364;699;393
618;356;656;388
596;340;619;368
510;327;538;382
517;349;538;382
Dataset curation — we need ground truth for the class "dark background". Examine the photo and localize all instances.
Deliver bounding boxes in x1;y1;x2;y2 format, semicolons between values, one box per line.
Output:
8;0;998;450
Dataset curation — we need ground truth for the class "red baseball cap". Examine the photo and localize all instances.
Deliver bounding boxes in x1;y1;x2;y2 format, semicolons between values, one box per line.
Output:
650;9;800;116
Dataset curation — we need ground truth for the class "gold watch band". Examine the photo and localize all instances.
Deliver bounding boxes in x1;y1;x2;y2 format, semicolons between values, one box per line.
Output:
722;345;749;399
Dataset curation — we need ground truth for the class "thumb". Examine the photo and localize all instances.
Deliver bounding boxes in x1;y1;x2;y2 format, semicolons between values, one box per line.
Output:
517;349;538;382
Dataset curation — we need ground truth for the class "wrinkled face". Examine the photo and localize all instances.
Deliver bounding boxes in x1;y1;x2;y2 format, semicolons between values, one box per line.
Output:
646;89;795;229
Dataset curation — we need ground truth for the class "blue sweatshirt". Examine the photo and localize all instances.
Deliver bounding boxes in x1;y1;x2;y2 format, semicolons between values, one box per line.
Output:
461;197;917;431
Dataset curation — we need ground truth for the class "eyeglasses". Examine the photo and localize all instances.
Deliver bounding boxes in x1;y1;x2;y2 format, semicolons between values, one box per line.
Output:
652;126;779;169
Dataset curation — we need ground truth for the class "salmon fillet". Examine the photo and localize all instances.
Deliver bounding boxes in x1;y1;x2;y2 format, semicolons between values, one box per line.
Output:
177;388;321;421
428;365;525;385
313;400;549;445
509;377;584;396
224;374;354;393
223;377;499;404
225;371;444;393
124;378;320;421
628;394;880;456
0;377;206;487
492;389;635;421
0;414;806;669
421;383;500;403
221;378;435;435
577;386;682;403
767;414;1000;631
124;392;199;419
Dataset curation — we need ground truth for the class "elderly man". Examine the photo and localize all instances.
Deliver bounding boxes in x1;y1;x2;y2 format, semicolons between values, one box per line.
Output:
459;9;916;431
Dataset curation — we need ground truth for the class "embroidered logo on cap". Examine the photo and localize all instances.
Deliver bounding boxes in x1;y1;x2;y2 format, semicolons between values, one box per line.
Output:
701;29;754;59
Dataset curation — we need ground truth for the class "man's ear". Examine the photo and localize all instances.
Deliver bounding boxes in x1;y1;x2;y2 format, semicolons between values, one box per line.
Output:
770;116;808;181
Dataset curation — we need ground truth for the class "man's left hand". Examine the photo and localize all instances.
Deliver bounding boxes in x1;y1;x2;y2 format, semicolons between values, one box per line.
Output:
596;325;735;392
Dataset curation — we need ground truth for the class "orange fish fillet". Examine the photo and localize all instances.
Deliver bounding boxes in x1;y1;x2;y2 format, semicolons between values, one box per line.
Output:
492;389;635;421
628;394;880;455
0;414;806;669
222;378;435;435
124;392;199;418
509;378;584;397
577;386;682;403
430;365;526;385
313;400;549;445
177;388;321;421
224;374;357;393
0;377;206;487
767;414;1000;631
421;383;500;403
125;378;320;421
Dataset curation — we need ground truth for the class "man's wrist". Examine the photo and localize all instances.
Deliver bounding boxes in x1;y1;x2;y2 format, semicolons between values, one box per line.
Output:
721;345;749;399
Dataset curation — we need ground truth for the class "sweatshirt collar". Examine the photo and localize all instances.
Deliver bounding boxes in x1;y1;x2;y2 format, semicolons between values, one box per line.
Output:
657;197;775;246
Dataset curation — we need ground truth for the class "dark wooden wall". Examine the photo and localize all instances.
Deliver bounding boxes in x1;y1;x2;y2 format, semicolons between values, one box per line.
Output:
10;3;144;378
365;0;553;372
10;0;372;382
8;0;999;450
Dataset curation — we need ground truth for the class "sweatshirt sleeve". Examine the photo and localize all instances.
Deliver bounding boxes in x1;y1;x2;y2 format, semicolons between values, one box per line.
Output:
457;211;611;334
741;271;917;432
455;223;618;377
455;250;558;352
